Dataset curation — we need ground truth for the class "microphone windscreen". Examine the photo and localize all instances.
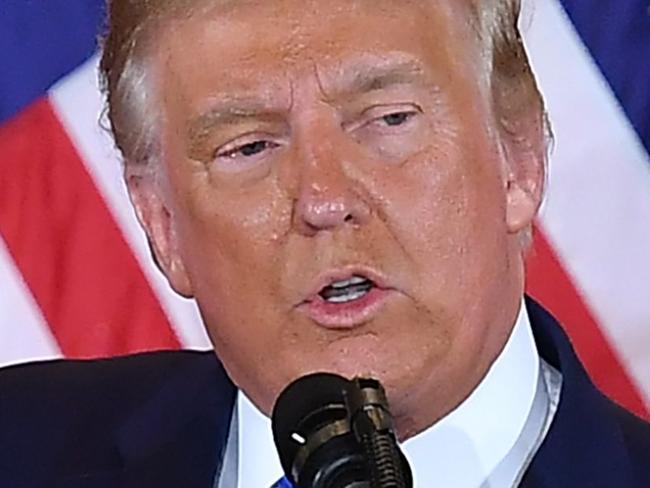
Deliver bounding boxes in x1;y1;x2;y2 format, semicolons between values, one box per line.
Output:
271;372;351;478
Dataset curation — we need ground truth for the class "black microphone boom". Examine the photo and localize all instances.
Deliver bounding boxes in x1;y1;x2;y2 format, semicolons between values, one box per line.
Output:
271;373;413;488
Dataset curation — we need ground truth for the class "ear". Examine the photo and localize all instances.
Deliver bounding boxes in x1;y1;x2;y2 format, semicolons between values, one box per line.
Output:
126;169;194;298
503;137;546;234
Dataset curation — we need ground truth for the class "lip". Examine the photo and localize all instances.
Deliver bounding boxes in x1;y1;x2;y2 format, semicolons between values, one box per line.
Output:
296;266;396;329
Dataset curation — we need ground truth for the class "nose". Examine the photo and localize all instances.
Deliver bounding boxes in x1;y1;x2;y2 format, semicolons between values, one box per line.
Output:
292;134;371;235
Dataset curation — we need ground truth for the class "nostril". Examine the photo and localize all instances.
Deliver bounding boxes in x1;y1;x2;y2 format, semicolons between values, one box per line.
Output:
344;214;354;222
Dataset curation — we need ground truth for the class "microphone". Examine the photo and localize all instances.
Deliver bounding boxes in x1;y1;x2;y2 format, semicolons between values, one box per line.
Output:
271;373;413;488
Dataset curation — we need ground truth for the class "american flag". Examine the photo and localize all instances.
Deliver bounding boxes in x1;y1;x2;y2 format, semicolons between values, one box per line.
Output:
1;0;649;424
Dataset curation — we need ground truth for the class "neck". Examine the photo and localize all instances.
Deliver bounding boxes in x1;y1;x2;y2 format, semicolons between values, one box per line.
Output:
394;289;524;441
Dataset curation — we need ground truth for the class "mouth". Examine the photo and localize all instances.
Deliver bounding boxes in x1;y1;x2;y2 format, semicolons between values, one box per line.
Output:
319;275;375;303
297;268;395;329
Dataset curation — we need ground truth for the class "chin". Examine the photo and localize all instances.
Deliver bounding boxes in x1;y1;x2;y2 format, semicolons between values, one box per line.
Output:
298;353;419;408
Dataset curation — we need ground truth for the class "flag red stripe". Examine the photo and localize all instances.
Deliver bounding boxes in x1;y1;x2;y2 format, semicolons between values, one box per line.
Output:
0;99;181;358
526;225;649;419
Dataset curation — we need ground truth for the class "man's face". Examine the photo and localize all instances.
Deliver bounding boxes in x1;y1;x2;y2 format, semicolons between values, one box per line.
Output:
141;0;540;436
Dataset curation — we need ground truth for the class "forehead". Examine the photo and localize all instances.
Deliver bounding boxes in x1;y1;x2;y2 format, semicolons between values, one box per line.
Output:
153;0;477;113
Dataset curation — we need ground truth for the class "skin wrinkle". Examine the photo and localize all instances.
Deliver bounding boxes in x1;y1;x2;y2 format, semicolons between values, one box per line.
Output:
107;0;545;442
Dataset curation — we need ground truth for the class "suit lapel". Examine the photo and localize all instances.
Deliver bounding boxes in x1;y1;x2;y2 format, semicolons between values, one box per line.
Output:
521;298;638;487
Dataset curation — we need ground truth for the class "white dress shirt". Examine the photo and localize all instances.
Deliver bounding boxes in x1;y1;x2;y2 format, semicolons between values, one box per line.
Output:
218;300;561;487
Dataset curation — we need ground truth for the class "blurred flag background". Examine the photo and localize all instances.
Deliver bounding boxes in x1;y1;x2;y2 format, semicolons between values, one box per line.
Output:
1;0;649;420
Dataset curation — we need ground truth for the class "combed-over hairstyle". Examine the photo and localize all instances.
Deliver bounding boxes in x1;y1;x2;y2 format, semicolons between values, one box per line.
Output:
100;0;548;170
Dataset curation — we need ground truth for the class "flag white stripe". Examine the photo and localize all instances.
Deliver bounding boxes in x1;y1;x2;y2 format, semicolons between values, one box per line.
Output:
48;59;211;350
0;237;62;368
525;0;650;404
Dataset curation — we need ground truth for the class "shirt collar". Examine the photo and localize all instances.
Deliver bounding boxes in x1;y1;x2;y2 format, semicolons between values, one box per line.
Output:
401;298;540;486
231;299;540;487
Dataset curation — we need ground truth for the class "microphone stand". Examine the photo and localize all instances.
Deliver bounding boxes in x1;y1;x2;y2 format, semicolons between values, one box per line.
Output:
345;378;411;488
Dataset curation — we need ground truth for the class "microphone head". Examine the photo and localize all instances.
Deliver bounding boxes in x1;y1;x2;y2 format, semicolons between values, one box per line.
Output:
271;372;352;480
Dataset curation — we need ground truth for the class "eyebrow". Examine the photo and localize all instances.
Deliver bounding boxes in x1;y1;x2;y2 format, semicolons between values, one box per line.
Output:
324;59;432;100
186;60;432;142
187;97;285;144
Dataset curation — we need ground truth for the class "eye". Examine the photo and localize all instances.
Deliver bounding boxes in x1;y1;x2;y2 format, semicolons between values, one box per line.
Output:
348;104;424;162
210;134;284;175
358;105;422;132
218;139;279;160
380;111;415;127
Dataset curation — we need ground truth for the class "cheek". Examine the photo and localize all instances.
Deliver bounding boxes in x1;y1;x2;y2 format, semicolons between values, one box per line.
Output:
377;134;508;293
171;167;294;314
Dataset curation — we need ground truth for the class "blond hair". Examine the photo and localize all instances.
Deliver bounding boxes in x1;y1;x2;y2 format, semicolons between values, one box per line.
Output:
100;0;548;170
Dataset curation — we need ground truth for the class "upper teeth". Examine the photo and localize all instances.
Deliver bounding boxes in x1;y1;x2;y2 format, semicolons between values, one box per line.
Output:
325;289;369;303
330;276;368;288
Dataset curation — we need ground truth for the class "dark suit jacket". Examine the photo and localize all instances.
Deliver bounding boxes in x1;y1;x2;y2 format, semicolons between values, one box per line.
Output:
1;299;649;487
